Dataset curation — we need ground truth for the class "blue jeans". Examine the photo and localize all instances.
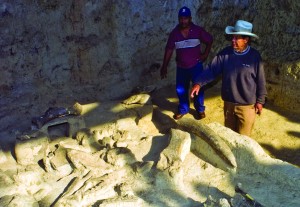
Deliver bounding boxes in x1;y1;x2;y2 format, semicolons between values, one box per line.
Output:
176;62;205;114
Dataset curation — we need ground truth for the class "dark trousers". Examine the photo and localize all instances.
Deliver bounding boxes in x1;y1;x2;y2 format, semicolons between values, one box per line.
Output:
176;62;205;114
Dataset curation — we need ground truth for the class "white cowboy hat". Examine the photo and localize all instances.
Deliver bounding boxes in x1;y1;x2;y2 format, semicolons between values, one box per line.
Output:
225;20;259;38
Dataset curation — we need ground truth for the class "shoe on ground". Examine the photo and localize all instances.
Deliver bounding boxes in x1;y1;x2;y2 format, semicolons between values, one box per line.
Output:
173;113;185;120
196;111;206;120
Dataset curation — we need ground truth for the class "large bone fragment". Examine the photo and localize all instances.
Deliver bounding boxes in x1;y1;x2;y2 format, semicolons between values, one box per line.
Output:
15;132;49;165
157;128;191;177
67;150;113;172
61;170;93;198
177;118;236;169
54;167;130;207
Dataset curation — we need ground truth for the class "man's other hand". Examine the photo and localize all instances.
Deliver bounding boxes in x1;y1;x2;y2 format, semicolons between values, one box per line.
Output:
190;84;201;98
255;103;263;115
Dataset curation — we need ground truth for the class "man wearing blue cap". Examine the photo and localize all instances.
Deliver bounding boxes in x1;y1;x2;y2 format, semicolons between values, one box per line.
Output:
190;20;267;136
160;6;213;120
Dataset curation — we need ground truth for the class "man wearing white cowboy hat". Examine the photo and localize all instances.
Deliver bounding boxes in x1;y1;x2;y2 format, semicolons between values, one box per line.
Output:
190;20;267;136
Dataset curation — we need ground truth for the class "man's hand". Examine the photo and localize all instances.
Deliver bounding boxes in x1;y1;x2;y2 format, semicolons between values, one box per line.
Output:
190;84;201;98
160;67;167;79
255;103;263;115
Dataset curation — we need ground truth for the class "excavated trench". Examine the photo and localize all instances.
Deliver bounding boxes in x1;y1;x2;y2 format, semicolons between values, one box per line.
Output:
0;1;299;206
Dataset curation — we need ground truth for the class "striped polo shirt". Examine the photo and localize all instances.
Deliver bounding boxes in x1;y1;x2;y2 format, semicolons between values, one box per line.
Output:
166;22;213;68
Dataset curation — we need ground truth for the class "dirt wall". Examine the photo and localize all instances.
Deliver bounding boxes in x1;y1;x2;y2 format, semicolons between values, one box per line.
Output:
0;0;299;131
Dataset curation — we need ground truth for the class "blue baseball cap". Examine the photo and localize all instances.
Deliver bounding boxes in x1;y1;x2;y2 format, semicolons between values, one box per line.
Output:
178;6;191;17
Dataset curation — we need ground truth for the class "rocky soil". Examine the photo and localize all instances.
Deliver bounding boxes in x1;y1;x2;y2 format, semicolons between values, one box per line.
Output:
0;84;299;207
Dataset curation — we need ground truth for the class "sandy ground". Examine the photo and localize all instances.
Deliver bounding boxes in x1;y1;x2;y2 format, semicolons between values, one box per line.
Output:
151;83;300;167
0;84;299;206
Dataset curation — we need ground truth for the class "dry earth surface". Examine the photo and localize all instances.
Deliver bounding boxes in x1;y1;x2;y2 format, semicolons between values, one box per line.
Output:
0;84;299;207
152;83;300;167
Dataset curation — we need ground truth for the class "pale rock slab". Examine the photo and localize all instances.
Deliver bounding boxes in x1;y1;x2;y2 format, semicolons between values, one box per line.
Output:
38;172;79;207
106;148;137;168
67;149;113;174
55;167;132;207
75;128;103;152
121;94;151;105
58;138;91;153
157;128;191;172
46;146;73;177
15;131;49;165
48;146;69;170
0;194;39;207
0;145;7;164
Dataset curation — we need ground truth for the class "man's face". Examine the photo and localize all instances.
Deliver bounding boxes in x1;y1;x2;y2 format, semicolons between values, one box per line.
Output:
178;16;191;29
231;35;249;52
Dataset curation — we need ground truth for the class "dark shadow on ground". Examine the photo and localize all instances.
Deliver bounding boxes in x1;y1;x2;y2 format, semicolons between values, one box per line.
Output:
260;143;300;167
152;108;177;134
142;134;170;163
287;131;300;139
194;183;231;203
264;99;300;125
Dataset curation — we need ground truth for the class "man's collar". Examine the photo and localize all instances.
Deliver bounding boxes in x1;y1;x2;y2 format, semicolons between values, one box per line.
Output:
233;46;250;55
